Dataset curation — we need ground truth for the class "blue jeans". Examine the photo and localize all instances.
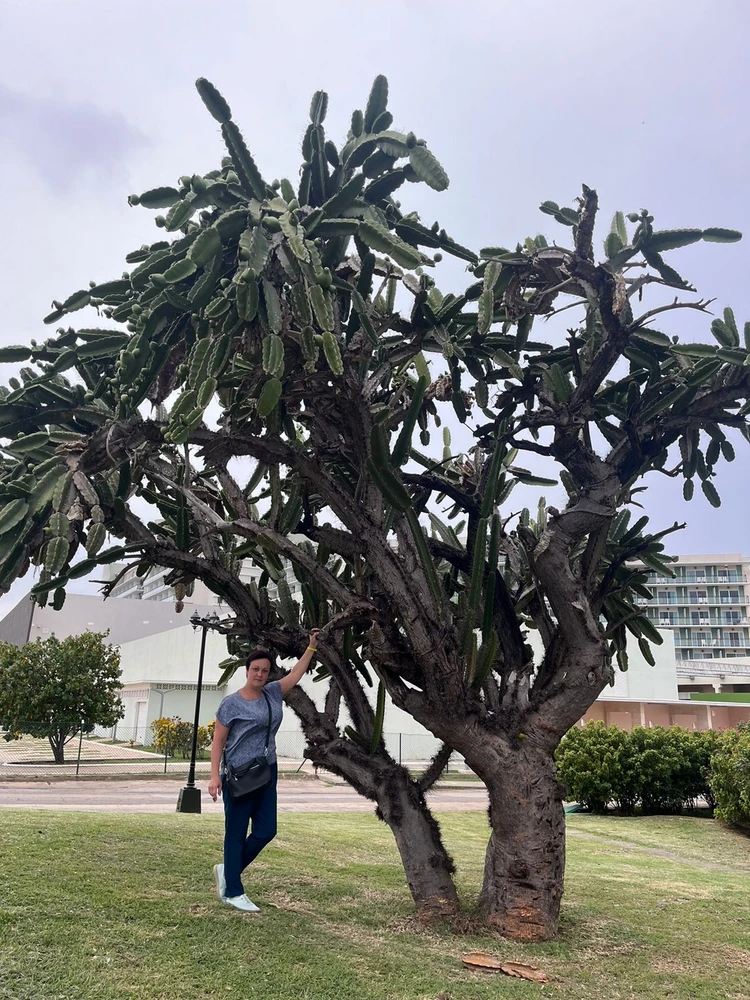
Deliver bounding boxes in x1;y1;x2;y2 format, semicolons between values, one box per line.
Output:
222;764;278;898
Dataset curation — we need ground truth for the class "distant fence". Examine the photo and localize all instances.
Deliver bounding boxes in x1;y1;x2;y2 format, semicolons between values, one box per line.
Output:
0;725;467;780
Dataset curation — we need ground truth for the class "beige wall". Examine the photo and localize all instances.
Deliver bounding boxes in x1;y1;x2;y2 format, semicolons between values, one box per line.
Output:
605;710;634;731
708;706;731;730
579;699;750;731
646;703;672;728
728;706;750;728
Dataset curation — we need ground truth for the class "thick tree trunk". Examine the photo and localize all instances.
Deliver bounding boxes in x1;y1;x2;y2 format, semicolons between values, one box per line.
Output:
374;765;459;919
477;742;565;941
48;733;65;764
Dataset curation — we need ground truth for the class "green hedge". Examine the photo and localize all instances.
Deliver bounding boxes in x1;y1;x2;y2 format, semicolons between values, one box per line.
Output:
555;723;722;815
707;723;750;830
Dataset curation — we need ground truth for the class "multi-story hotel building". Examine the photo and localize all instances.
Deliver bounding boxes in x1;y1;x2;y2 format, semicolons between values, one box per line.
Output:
635;553;750;700
101;561;265;604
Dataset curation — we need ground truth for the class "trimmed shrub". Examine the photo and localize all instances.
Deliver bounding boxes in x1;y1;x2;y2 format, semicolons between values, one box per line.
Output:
556;723;717;814
554;723;628;813
685;728;722;811
708;723;750;830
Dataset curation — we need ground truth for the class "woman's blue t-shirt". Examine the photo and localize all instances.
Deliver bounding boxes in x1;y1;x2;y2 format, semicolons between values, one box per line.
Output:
216;681;283;768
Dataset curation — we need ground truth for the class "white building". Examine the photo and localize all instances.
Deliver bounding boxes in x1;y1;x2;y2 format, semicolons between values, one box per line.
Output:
3;550;750;750
101;560;263;604
633;553;750;706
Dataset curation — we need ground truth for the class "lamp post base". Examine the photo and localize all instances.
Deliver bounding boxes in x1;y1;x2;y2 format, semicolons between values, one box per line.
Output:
176;785;201;814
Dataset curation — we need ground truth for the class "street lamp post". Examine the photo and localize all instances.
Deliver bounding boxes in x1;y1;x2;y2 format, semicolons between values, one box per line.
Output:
176;610;221;814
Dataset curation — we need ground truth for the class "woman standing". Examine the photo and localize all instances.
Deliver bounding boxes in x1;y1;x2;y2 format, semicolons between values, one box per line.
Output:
208;630;319;912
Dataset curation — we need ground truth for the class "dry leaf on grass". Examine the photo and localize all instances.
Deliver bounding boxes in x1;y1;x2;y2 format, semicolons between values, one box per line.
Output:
461;951;551;982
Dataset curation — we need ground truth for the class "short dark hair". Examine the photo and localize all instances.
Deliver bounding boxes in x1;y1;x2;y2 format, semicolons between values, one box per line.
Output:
246;648;275;670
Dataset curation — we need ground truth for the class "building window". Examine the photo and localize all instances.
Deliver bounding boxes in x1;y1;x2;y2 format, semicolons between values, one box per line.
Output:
719;590;740;605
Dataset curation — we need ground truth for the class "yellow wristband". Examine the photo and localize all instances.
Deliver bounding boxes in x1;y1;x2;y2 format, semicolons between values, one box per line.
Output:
306;646;317;653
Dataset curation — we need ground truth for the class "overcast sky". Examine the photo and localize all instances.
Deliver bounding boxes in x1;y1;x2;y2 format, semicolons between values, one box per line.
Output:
1;0;749;618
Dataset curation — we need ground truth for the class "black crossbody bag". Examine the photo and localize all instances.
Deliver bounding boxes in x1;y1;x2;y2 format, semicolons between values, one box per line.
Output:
224;689;273;798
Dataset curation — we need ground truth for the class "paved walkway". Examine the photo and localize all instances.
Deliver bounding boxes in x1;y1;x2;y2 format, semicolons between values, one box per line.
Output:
0;776;489;814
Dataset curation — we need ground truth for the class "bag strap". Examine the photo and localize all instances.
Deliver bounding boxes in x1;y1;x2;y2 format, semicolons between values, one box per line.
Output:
260;688;272;757
224;688;273;769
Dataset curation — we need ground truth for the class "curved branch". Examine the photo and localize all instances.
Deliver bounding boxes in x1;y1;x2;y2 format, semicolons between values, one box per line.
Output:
323;679;342;728
402;473;478;514
426;538;468;571
631;297;714;328
227;517;356;609
506;435;554;458
302;524;362;561
418;742;454;793
574;185;598;260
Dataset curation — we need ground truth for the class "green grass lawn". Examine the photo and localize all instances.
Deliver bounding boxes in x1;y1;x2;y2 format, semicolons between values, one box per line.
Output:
1;810;749;1000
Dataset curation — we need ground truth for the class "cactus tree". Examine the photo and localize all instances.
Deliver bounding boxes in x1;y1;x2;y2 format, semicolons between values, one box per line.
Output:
1;76;748;939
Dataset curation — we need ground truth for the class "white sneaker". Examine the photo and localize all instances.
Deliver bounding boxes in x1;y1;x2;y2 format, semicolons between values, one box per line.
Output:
224;893;259;913
213;863;226;901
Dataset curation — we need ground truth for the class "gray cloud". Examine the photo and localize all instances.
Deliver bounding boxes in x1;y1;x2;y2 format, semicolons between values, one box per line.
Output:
0;0;747;603
0;84;148;192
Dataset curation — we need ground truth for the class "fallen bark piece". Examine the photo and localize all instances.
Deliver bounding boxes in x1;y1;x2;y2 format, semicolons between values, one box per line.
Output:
461;952;504;971
461;952;551;982
500;961;551;983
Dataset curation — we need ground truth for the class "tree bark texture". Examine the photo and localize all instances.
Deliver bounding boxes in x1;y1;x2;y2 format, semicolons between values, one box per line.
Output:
296;721;459;919
478;743;565;941
374;765;459;919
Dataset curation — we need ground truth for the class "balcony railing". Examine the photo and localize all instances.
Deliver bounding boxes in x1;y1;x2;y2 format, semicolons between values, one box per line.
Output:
674;636;750;648
652;616;749;627
635;595;748;607
677;660;750;678
646;573;746;585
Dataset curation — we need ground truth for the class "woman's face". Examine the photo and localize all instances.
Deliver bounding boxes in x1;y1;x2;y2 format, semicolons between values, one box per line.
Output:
246;657;271;687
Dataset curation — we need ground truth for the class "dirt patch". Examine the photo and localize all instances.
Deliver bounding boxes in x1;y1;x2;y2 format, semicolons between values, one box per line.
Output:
722;946;750;971
264;891;318;916
583;940;649;958
651;945;750;977
651;956;696;976
285;874;326;888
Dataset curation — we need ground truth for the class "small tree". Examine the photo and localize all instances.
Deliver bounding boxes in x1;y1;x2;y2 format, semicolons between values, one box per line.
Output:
0;631;123;763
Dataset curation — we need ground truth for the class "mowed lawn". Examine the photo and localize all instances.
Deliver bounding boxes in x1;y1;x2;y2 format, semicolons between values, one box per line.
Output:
1;808;749;1000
